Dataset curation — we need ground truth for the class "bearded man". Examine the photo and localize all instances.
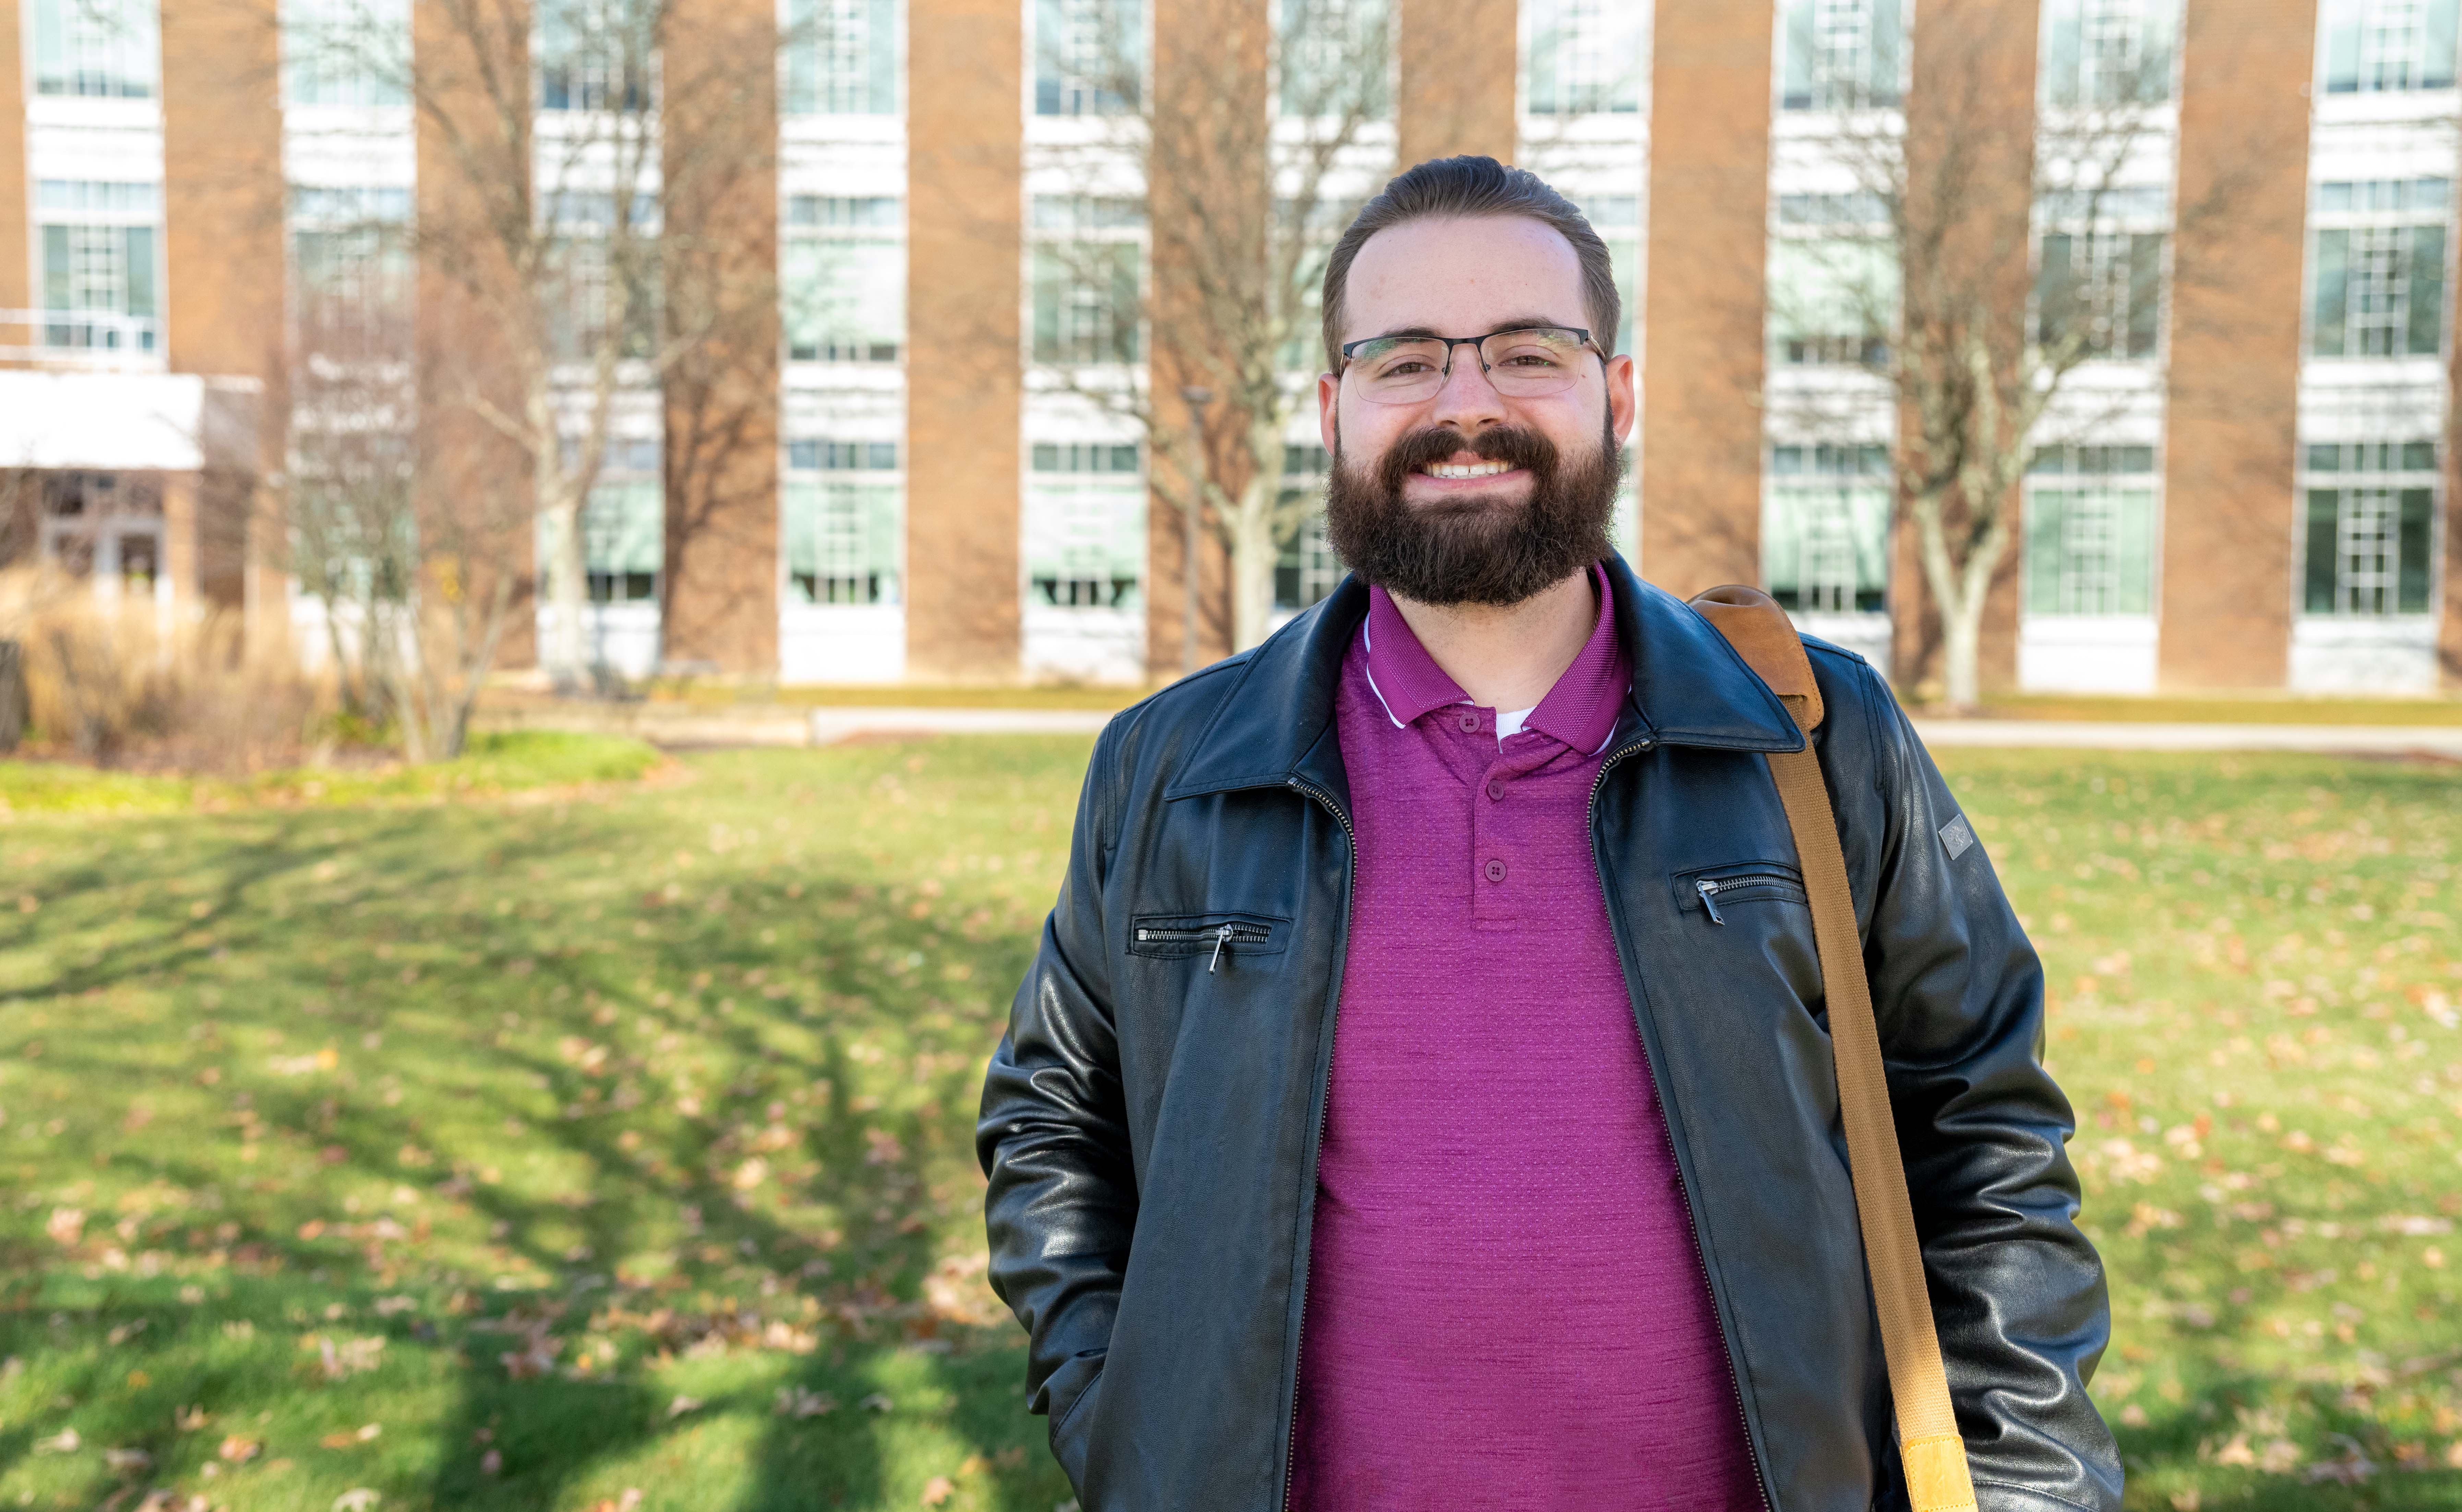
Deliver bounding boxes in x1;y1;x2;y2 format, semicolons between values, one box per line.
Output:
978;155;2120;1512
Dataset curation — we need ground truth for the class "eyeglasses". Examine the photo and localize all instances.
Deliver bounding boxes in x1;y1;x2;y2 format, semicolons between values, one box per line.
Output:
1337;325;1602;405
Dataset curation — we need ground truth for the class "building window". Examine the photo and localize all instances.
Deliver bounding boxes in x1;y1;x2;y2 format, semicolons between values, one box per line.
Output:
1524;0;1641;115
1779;0;1902;110
282;0;410;106
1034;0;1141;116
1277;0;1389;117
2024;444;2157;615
783;196;903;363
2321;0;2459;92
570;439;663;604
1031;197;1143;366
1764;444;1890;613
37;181;162;354
2041;0;2178;105
537;0;654;111
291;187;414;357
1027;443;1144;609
783;0;896;113
2301;441;2437;615
31;0;158;98
1566;195;1641;357
2037;230;2165;360
1770;194;1897;367
786;440;901;605
2309;177;2449;359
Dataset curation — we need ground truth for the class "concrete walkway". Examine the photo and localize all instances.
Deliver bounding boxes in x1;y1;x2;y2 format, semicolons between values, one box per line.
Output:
480;700;2462;758
805;707;2462;759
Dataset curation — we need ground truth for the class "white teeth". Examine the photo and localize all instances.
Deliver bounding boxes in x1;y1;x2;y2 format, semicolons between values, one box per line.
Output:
1424;461;1510;479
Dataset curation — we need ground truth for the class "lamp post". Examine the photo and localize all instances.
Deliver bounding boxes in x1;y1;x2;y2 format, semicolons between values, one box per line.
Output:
1178;386;1212;677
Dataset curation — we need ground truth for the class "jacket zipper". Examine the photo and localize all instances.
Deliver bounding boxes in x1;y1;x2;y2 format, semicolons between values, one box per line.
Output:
1133;920;1271;972
1279;775;1356;1512
1588;736;1777;1512
1695;877;1728;924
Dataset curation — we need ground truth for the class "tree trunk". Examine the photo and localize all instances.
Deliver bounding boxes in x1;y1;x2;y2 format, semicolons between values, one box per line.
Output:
1941;595;1985;715
1228;483;1278;652
538;493;587;691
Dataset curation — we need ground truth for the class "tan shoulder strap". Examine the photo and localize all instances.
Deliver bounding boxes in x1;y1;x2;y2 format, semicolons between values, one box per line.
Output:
1689;585;1977;1512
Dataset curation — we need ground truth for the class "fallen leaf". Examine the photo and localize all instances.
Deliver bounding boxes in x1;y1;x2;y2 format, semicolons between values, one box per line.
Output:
104;1445;151;1474
34;1427;81;1454
46;1208;84;1246
480;1448;503;1475
860;1393;893;1413
219;1435;263;1463
332;1490;381;1512
920;1475;954;1507
667;1395;704;1418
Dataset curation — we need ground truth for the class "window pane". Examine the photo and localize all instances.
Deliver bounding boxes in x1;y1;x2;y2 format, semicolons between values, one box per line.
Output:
2397;486;2434;612
1035;0;1142;116
2310;228;2349;356
34;0;159;97
1762;480;1889;612
2304;490;2340;612
2406;224;2445;356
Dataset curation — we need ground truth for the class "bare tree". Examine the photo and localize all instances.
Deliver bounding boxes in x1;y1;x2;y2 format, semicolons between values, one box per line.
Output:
1028;0;1397;655
295;0;774;693
1765;3;2244;711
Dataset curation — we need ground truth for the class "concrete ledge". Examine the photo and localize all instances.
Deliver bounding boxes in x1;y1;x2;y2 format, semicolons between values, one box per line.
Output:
808;707;1117;744
1909;720;2462;758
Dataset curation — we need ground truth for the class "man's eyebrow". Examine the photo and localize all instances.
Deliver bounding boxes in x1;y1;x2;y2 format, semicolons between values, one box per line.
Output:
1361;316;1581;341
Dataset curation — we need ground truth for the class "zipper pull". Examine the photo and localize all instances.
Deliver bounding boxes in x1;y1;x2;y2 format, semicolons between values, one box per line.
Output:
1695;878;1726;925
1209;923;1235;973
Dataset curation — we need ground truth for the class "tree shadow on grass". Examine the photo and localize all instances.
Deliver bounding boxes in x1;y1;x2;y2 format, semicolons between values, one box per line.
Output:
0;742;1084;1510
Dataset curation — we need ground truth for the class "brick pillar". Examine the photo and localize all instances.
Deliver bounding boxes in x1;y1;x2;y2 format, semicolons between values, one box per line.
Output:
0;0;28;360
1889;0;2039;698
1637;0;1770;597
2160;0;2315;691
660;0;780;676
905;0;1021;680
1145;0;1264;675
413;0;537;670
160;0;288;639
1397;0;1517;167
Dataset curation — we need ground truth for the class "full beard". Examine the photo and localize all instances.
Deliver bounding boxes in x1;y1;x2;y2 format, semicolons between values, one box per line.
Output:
1323;415;1623;608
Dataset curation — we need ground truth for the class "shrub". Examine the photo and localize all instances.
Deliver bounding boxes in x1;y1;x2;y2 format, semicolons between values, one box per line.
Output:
0;567;331;773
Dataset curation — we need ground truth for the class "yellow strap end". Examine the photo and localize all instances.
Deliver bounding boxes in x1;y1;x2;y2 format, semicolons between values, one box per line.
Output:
1901;1433;1977;1512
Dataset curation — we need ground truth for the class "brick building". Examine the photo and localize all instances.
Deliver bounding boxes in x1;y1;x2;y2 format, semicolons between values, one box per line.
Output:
3;0;2458;693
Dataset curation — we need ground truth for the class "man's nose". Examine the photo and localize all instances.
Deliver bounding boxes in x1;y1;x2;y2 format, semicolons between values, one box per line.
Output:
1426;345;1508;432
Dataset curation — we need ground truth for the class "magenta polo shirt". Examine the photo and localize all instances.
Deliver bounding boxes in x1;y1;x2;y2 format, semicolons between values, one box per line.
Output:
1288;567;1761;1511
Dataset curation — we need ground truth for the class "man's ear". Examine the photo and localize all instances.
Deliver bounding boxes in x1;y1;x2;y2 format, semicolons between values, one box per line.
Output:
1604;353;1636;449
1317;373;1340;455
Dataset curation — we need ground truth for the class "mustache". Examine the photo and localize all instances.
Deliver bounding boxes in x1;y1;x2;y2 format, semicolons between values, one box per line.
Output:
1373;425;1561;498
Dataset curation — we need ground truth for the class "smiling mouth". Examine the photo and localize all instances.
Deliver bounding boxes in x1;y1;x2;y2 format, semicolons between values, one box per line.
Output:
1418;461;1518;480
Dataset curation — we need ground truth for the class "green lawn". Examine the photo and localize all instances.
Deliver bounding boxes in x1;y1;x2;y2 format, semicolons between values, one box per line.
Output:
0;740;2457;1511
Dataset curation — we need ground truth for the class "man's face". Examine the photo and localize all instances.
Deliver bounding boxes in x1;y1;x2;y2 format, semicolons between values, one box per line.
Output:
1316;214;1638;606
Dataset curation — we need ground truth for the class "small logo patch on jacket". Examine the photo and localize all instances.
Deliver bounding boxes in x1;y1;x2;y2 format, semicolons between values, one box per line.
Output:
1939;814;1976;860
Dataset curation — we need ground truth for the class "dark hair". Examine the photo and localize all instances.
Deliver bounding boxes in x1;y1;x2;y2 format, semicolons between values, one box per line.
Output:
1319;155;1621;372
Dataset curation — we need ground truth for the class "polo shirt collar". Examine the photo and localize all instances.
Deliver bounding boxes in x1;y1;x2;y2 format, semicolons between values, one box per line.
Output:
1361;564;1630;755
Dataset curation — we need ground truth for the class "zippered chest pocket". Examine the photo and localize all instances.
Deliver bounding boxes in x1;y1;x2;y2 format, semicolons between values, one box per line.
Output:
1127;912;1291;973
1670;862;1809;925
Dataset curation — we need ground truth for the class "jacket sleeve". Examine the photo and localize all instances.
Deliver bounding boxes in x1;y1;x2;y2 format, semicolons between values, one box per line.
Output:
976;718;1137;1479
1832;657;2124;1512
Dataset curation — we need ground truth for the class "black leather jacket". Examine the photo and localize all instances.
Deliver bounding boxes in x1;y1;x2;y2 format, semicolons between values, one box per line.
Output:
978;558;2120;1512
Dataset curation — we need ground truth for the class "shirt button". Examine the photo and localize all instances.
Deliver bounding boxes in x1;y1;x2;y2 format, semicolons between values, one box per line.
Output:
1483;859;1507;883
1485;779;1504;801
1457;712;1479;733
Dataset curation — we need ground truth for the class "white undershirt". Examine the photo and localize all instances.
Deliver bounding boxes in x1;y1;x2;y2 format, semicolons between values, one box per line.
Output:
1494;705;1538;744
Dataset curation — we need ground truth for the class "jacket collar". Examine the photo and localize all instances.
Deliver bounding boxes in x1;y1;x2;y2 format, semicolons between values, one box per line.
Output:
1162;552;1804;804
